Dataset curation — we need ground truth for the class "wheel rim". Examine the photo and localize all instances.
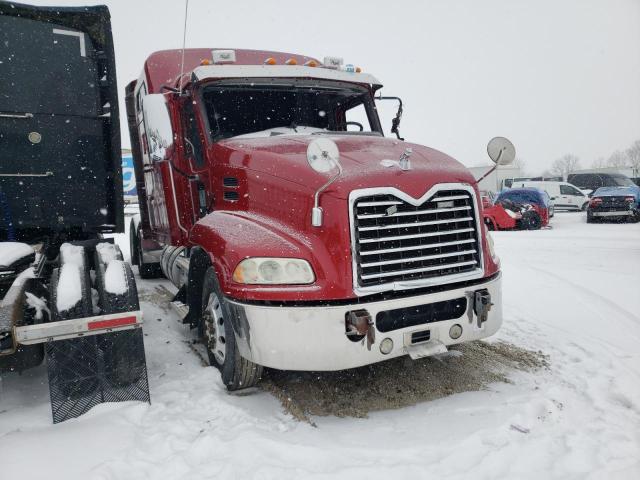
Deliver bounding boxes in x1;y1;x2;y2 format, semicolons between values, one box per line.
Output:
203;292;227;364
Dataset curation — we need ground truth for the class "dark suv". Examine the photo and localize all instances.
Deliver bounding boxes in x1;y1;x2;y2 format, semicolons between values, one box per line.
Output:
567;173;636;196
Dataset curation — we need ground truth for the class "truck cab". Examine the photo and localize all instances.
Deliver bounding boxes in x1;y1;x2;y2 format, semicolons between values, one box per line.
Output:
127;48;503;390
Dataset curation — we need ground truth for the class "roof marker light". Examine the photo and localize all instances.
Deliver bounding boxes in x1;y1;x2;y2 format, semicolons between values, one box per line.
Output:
285;58;297;65
323;56;343;69
200;58;212;66
212;49;236;64
264;57;277;65
304;60;318;67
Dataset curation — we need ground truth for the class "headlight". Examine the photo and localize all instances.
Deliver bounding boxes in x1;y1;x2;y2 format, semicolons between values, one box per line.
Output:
484;225;499;263
232;258;315;285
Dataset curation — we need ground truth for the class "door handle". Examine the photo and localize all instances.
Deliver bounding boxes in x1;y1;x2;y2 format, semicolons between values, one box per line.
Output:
0;112;34;119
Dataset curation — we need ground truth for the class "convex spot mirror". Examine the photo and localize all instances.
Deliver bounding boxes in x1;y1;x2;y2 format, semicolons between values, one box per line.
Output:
142;94;174;161
487;137;516;166
306;138;341;173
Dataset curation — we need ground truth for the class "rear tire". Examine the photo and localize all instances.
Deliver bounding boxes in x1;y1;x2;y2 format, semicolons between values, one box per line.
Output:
200;267;262;390
129;218;139;266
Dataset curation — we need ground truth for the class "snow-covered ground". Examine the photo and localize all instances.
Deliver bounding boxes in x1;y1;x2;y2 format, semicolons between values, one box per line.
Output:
1;213;638;479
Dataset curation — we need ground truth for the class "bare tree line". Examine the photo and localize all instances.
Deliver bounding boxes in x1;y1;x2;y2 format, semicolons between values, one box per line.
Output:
544;139;640;179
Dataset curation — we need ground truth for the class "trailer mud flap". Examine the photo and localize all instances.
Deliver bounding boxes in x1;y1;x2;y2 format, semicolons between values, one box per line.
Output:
45;328;150;423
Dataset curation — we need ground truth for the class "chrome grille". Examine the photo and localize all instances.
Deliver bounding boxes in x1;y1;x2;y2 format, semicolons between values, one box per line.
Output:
352;189;481;288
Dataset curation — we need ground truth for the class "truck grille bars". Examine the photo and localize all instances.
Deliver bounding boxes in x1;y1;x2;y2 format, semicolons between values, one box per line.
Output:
350;186;483;293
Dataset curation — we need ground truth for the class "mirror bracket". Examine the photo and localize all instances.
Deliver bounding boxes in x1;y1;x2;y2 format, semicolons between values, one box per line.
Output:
376;96;404;140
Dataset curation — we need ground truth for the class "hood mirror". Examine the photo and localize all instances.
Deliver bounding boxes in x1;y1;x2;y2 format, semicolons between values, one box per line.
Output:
307;138;343;227
474;137;516;187
487;136;516;165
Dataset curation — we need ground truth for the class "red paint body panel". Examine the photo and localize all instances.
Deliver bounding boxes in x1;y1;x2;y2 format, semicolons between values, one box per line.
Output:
130;48;500;302
142;49;321;94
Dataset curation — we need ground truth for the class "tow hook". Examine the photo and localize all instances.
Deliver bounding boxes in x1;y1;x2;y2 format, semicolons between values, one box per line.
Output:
473;289;493;328
345;309;375;350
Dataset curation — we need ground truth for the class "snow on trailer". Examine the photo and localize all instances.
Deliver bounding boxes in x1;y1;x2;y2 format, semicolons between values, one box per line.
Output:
0;2;149;423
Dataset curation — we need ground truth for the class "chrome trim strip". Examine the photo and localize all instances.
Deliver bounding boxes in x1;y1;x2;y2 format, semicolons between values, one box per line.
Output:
360;249;477;268
358;227;475;244
358;216;473;232
361;260;478;280
357;200;403;207
360;238;476;256
356;205;470;219
430;195;470;202
348;183;485;297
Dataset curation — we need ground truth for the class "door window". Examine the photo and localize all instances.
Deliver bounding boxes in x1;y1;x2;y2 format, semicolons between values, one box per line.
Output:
183;101;205;168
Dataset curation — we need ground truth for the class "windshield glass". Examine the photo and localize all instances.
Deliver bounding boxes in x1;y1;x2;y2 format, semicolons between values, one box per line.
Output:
610;174;634;187
202;80;380;141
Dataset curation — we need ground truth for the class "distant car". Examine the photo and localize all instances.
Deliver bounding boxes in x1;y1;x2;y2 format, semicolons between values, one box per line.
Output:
567;172;636;197
510;180;589;211
586;186;640;223
494;188;551;226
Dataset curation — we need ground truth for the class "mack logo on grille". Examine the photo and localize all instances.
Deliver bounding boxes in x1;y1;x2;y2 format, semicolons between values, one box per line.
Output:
352;189;482;288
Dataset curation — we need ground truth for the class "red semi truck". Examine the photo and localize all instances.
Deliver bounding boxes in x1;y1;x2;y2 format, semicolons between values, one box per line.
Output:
126;48;507;390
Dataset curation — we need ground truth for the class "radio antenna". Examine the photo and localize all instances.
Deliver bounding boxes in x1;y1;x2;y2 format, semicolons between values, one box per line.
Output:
178;0;190;95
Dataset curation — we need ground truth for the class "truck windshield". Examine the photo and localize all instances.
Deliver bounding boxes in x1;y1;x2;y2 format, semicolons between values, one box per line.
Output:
201;80;381;141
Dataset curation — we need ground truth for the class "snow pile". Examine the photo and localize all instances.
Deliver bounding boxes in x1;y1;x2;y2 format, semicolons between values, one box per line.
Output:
96;242;120;265
25;292;50;321
56;263;82;312
0;242;34;268
104;260;127;295
59;243;85;268
0;267;35;310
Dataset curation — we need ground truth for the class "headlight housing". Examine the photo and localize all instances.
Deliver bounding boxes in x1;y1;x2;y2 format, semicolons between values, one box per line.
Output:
232;258;315;285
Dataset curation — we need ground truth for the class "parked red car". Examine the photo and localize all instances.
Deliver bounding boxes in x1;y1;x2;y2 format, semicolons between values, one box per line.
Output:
481;189;549;230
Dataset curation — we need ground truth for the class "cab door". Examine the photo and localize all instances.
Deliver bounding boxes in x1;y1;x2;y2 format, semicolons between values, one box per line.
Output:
178;97;210;227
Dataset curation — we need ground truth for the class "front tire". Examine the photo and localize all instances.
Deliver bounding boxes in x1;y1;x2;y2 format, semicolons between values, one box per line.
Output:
200;267;262;390
522;210;542;230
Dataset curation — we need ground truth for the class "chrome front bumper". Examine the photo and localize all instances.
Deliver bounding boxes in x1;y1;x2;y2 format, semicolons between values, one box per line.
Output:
227;273;502;371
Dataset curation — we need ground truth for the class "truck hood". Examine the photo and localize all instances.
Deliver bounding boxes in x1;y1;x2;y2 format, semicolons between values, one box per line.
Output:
216;134;476;199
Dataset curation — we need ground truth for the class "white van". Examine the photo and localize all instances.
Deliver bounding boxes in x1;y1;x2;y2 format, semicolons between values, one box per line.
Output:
510;181;589;211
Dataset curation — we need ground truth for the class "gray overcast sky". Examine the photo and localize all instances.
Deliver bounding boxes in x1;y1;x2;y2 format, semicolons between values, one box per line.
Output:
28;0;640;172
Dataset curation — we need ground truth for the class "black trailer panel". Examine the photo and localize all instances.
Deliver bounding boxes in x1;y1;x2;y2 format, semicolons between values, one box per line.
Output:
0;2;122;241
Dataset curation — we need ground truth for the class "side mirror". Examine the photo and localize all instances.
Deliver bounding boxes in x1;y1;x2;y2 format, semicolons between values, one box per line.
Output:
142;94;174;161
375;96;404;141
487;137;516;165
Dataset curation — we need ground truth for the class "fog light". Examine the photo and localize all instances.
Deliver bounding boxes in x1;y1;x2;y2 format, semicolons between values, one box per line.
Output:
449;324;463;340
379;337;393;355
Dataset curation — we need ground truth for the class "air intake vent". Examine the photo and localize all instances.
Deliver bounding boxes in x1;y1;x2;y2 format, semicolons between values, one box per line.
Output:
223;177;239;187
223;191;239;202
